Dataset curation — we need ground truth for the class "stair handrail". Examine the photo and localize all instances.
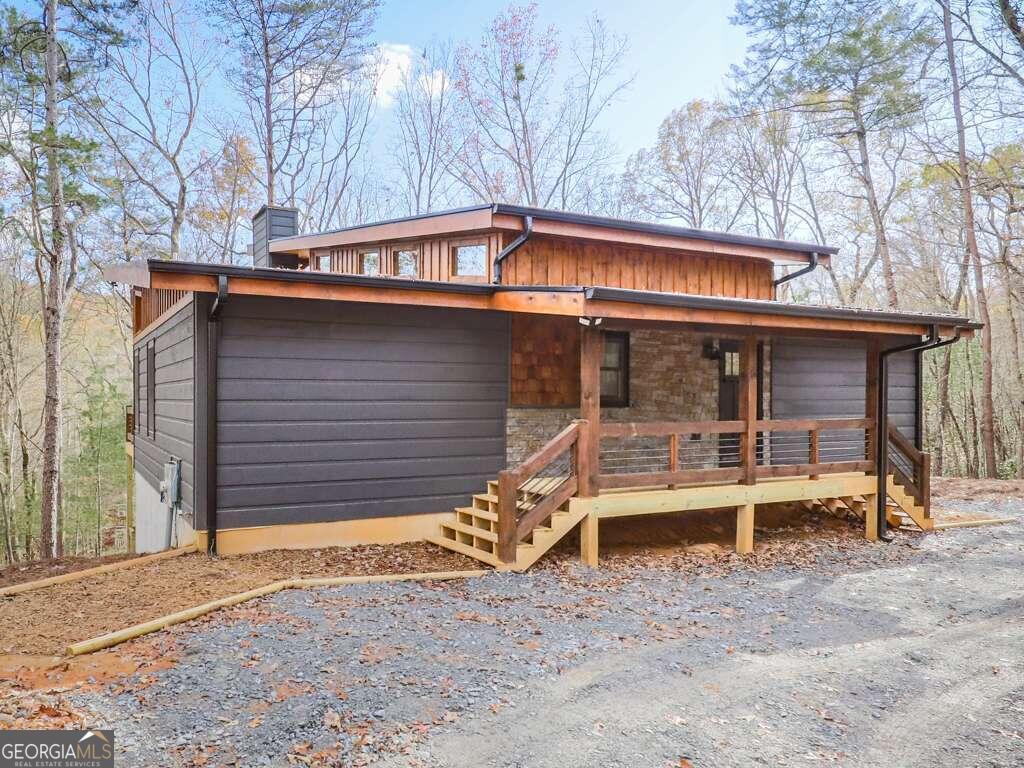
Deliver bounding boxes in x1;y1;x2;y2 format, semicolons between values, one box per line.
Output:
496;420;584;563
886;420;930;511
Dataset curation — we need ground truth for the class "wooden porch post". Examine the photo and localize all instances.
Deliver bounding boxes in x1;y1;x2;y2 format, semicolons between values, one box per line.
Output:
578;323;602;497
865;337;880;475
864;493;879;541
739;335;758;485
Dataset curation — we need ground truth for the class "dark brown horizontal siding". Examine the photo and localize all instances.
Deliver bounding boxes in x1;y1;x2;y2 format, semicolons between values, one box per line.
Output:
215;296;509;528
771;337;918;463
133;300;196;519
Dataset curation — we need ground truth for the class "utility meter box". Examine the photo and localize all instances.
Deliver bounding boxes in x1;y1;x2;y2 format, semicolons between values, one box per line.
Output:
160;457;182;508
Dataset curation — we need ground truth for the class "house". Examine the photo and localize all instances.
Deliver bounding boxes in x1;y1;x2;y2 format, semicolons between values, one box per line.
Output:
105;204;979;568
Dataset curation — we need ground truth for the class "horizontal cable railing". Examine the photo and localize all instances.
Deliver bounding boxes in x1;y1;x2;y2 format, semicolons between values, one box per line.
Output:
598;417;873;489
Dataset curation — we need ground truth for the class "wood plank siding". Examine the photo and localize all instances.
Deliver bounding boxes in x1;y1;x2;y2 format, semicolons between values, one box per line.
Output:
132;300;196;519
313;233;773;299
325;233;504;282
214;296;510;529
501;236;774;298
770;338;918;463
134;286;189;335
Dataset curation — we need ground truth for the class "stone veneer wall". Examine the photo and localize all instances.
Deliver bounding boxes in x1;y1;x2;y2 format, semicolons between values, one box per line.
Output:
505;329;720;467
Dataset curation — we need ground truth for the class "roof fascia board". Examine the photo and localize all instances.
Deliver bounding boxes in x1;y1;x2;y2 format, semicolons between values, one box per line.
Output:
268;207;496;252
147;265;971;337
102;260;151;288
492;205;836;263
584;286;980;332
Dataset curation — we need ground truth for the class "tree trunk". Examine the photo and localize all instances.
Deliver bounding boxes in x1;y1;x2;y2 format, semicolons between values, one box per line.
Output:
263;33;275;205
39;0;68;559
942;3;997;478
852;115;899;309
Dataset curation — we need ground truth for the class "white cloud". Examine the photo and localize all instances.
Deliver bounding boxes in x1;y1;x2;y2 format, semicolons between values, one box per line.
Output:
374;42;414;109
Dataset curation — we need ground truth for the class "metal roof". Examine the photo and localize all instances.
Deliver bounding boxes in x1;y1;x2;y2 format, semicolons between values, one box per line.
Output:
138;260;979;331
267;203;838;258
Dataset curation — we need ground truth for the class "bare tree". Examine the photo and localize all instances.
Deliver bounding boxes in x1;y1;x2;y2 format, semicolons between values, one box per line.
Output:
391;43;458;215
450;7;629;208
210;0;378;206
940;0;997;476
624;100;748;230
80;0;215;261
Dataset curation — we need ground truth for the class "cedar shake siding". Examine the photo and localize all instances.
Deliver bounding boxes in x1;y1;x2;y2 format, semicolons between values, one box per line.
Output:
214;296;510;529
770;338;918;463
132;299;196;523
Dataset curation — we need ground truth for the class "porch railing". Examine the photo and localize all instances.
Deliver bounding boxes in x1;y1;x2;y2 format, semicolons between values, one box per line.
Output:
887;421;930;510
496;420;583;562
598;417;873;488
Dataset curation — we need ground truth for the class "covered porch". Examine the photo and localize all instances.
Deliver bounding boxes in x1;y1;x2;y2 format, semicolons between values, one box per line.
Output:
435;316;939;570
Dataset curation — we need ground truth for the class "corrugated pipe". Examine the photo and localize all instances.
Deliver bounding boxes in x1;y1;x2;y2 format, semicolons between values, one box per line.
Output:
492;215;533;284
875;325;962;540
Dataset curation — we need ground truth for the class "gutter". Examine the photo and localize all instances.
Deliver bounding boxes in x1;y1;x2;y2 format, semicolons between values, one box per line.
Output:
773;252;819;288
205;274;228;556
875;325;962;540
584;286;979;330
492;214;534;284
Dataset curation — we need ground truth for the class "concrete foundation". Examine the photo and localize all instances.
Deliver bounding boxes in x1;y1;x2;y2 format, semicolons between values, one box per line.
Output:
133;471;195;553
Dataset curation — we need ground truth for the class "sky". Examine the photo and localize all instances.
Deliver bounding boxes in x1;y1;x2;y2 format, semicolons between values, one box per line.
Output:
372;0;750;159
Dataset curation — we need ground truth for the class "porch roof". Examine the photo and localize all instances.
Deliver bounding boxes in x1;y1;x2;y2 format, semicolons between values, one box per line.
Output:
107;259;980;339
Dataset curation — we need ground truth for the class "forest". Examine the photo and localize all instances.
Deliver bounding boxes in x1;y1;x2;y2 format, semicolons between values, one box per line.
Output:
0;0;1022;563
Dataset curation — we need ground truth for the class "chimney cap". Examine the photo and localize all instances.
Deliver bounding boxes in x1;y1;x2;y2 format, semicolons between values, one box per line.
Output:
252;203;300;219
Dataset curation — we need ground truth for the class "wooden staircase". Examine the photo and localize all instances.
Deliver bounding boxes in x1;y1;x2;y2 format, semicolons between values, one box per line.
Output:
428;477;588;570
886;474;933;530
428;421;589;571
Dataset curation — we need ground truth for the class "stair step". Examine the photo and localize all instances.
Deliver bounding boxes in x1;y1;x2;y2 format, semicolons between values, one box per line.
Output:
456;506;497;522
426;535;499;567
442;520;497;542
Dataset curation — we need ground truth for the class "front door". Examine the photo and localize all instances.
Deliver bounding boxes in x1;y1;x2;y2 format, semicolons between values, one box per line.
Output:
718;341;741;466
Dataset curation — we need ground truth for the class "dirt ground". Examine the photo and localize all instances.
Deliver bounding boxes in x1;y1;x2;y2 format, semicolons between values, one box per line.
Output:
0;480;1020;767
21;485;1013;768
0;483;999;657
0;543;478;656
0;552;137;589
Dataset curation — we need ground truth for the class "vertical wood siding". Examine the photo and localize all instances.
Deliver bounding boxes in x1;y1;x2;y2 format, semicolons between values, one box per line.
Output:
502;237;775;299
325;233;504;282
214;296;510;529
132;300;196;520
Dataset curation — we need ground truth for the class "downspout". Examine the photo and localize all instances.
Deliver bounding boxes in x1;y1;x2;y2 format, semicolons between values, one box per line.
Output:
773;252;819;289
206;274;229;555
875;325;962;541
492;215;534;284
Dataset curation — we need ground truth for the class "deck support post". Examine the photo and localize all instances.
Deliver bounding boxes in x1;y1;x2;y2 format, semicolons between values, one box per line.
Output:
739;335;758;485
579;323;602;497
580;510;599;567
736;503;755;553
865;338;880;475
864;493;879;541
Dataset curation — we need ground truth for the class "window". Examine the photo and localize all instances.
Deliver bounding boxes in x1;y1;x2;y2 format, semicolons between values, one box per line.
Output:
317;254;331;272
146;341;156;438
359;250;380;275
452;242;487;279
600;332;629;407
722;349;740;378
394;248;419;278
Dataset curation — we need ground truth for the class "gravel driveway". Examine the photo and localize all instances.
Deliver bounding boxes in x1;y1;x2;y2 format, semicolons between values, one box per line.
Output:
71;497;1024;767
